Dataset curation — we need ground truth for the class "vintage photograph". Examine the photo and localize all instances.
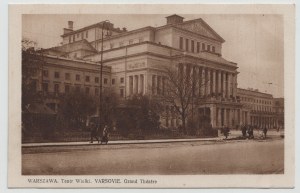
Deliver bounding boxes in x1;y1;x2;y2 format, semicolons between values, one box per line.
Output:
8;4;295;188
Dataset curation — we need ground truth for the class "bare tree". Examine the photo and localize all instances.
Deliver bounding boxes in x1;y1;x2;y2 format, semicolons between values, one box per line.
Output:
161;63;208;133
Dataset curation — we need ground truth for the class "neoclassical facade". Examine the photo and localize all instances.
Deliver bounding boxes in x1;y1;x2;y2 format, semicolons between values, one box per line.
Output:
36;14;282;129
237;88;282;129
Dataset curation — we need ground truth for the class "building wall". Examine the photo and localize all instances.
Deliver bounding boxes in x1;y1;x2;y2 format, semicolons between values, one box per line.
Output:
237;88;280;129
171;28;222;55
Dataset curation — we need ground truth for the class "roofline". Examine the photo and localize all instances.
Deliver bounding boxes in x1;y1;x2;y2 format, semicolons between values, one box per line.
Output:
166;14;184;19
46;39;98;53
237;88;273;97
156;18;225;43
90;26;156;44
61;21;122;37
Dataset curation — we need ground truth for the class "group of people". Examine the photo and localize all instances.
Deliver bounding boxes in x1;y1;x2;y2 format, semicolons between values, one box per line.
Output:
89;123;109;144
220;124;269;140
241;124;268;139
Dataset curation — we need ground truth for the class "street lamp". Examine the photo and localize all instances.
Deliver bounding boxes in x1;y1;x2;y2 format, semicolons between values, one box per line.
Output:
99;20;112;128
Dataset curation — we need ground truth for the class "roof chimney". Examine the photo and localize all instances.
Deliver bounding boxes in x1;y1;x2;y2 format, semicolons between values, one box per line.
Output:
166;14;184;25
68;21;73;30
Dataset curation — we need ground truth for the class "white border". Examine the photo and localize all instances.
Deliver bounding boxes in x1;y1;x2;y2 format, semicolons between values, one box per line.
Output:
1;1;299;192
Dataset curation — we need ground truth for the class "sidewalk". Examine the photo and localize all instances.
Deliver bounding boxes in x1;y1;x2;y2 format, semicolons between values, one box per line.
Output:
22;130;283;148
22;137;223;148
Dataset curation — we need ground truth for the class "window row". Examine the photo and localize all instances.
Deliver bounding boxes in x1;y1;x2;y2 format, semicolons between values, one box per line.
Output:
69;31;89;43
240;96;272;105
179;37;216;53
43;70;121;84
42;83;125;98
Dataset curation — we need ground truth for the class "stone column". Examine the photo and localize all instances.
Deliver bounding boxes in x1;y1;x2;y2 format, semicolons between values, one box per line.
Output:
134;75;138;94
221;72;225;98
206;68;211;95
228;73;232;97
152;75;156;95
218;70;222;96
223;108;227;126
140;74;144;94
229;109;234;128
212;70;216;95
217;108;222;127
194;67;199;96
233;74;237;97
210;106;217;128
201;67;206;96
129;75;133;95
239;110;243;126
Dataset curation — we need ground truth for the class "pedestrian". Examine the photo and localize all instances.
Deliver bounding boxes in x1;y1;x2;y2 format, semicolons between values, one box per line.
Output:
241;124;247;138
222;125;230;139
101;125;109;144
90;122;99;143
248;125;254;139
263;127;268;139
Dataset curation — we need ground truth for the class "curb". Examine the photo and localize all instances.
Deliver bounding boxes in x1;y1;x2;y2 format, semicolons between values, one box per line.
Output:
22;138;223;148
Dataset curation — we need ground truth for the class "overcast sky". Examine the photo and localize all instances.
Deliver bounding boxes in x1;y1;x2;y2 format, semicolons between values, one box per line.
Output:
22;14;284;97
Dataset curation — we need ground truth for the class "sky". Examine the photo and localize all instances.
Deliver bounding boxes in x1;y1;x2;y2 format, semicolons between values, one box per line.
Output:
22;14;284;97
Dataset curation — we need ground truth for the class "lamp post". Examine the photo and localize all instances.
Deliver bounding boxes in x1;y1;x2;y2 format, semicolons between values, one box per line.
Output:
99;20;112;128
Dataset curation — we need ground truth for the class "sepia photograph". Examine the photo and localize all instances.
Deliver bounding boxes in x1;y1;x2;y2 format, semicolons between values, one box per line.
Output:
8;4;295;188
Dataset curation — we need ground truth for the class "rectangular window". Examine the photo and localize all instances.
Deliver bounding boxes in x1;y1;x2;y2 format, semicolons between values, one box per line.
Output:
86;31;88;38
42;83;48;92
65;73;70;80
85;76;90;82
43;70;48;77
95;88;99;95
179;37;183;50
81;32;84;39
185;39;189;51
139;37;144;43
110;43;114;49
85;87;90;94
207;45;211;51
191;40;194;53
129;39;134;45
77;33;79;38
69;36;71;43
119;42;124;47
112;78;115;85
95;77;99;83
73;35;75;42
120;77;124;83
104;78;108;84
197;42;200;53
54;72;60;78
212;46;215;53
76;74;80;81
54;84;59;93
202;43;205;50
65;85;70;93
120;89;124;97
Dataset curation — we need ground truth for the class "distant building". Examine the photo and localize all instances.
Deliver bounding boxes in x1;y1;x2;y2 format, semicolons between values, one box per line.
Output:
25;14;283;130
237;88;282;129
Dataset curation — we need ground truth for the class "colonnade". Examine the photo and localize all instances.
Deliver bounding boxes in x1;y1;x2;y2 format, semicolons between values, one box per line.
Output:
151;75;166;95
178;63;237;98
128;74;145;95
214;107;249;128
250;115;279;129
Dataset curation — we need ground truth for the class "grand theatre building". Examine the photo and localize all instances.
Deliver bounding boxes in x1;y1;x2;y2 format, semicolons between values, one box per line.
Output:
38;14;282;130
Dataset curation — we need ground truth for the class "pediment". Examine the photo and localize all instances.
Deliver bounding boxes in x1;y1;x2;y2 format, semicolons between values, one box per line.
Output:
176;19;225;42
